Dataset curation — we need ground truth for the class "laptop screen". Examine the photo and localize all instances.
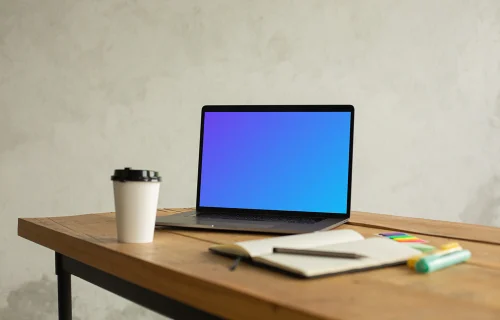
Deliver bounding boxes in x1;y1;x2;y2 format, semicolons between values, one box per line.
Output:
198;110;353;214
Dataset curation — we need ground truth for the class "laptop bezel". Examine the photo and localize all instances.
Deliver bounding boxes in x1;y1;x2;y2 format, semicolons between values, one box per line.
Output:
195;105;355;220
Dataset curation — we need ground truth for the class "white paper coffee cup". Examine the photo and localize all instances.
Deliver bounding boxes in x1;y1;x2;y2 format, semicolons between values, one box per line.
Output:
111;167;161;243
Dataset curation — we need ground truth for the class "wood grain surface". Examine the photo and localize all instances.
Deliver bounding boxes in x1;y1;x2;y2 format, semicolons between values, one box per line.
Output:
18;209;500;320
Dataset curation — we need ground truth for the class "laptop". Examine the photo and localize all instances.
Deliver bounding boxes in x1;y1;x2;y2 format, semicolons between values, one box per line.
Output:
156;105;355;234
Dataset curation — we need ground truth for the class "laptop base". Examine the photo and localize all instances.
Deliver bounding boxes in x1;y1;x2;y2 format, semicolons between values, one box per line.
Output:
155;211;349;234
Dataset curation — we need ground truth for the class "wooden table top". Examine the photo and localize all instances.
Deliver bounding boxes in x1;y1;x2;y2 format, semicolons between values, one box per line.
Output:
18;209;500;320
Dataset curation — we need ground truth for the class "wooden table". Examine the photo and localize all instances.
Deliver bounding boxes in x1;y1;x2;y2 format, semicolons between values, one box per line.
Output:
18;208;500;320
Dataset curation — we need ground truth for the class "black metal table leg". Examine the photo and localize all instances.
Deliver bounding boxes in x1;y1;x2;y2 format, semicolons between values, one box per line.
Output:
53;253;223;319
56;253;72;320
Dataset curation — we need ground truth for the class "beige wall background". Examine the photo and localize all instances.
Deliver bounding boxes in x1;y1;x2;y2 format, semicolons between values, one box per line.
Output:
1;0;500;319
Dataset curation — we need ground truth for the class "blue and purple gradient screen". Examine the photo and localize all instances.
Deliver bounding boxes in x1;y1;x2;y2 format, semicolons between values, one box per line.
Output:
199;111;352;213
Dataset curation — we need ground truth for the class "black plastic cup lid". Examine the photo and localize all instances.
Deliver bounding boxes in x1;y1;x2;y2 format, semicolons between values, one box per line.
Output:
111;167;161;182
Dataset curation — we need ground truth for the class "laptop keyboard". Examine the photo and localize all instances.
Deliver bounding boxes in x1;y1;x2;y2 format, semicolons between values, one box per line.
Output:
200;213;322;224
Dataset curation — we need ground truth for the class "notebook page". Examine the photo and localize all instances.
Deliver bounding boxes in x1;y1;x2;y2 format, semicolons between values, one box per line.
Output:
257;237;420;277
256;253;376;277
313;237;421;261
237;229;363;257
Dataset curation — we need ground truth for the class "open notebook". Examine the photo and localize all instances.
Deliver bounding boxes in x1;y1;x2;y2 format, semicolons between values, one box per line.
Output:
209;229;421;278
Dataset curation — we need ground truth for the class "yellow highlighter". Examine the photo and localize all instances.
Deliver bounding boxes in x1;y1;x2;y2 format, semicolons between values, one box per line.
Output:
407;242;462;269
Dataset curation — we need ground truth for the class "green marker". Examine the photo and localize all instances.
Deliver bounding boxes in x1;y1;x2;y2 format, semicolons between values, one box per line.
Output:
415;250;471;273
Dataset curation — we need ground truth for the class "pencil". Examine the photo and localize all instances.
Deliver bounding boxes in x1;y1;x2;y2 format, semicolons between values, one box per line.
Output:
273;247;366;259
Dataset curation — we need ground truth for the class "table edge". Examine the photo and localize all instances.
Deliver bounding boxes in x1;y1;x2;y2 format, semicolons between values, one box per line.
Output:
17;217;326;320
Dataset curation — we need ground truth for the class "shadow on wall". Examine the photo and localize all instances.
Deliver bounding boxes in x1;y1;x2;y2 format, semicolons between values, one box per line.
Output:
0;276;81;320
0;276;165;320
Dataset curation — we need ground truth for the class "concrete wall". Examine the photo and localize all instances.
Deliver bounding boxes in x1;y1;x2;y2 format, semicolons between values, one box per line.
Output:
1;0;500;319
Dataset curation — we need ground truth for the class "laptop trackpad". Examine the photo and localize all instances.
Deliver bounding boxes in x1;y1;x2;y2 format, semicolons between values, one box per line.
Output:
200;219;275;229
213;222;275;228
